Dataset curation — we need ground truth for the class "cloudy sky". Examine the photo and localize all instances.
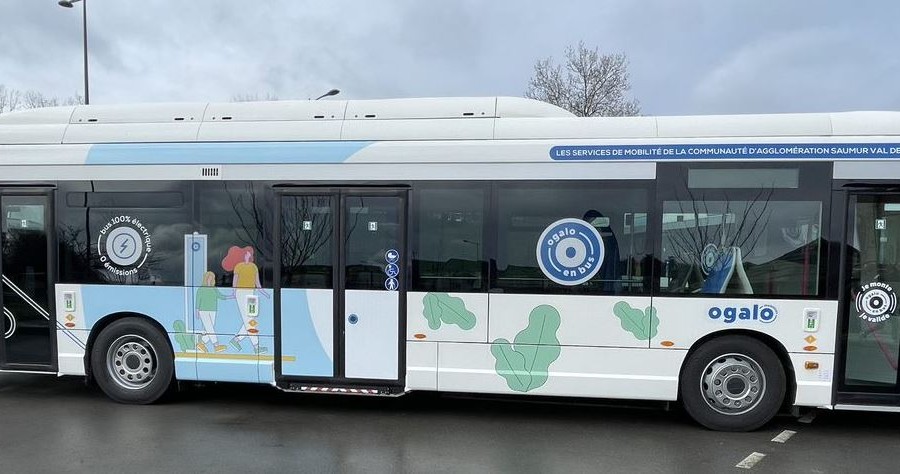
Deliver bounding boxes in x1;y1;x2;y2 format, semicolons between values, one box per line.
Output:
1;0;898;115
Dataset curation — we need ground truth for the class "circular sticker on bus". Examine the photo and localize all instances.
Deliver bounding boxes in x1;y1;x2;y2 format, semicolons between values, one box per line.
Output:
536;218;605;286
97;215;152;276
3;308;16;339
856;281;897;323
700;243;719;276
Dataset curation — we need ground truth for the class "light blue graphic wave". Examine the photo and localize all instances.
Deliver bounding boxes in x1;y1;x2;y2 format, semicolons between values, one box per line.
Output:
86;141;373;165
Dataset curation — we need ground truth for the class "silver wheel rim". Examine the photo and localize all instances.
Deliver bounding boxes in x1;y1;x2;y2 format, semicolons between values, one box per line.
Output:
106;334;158;390
700;353;766;416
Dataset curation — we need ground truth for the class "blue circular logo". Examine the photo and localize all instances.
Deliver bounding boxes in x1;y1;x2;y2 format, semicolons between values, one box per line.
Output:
348;314;359;324
536;218;605;286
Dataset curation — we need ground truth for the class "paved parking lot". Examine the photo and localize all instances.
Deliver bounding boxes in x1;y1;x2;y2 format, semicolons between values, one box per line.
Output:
0;373;897;473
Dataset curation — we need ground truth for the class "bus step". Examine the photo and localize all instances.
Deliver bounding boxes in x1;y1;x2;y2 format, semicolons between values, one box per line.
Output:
278;383;404;397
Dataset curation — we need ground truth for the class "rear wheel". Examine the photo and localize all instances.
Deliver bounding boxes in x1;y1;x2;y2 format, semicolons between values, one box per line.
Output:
681;335;786;431
91;318;175;404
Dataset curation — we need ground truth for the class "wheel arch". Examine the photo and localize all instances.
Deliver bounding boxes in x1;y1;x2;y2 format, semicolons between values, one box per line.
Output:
678;329;797;408
84;312;174;383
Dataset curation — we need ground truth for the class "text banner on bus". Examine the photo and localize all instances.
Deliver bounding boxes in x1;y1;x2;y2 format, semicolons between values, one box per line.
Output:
550;144;900;160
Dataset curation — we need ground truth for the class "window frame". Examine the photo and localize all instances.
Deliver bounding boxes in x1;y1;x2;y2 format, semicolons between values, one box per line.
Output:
409;181;491;293
654;161;833;300
489;179;656;296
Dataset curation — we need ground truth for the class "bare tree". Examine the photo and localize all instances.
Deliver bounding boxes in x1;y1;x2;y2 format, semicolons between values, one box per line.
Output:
231;92;280;102
526;42;640;117
0;85;22;114
0;84;83;114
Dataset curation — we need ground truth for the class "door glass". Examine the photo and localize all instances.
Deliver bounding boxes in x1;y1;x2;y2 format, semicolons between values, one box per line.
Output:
2;195;52;365
844;195;900;388
345;196;402;291
281;195;334;289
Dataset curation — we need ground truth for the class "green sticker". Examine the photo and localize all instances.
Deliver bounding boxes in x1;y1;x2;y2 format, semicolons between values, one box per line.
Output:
491;305;561;392
422;292;477;330
613;301;659;341
172;320;196;352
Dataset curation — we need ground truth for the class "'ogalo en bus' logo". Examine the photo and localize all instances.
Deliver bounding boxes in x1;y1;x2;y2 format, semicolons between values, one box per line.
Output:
855;281;896;323
708;304;778;324
97;215;153;277
536;218;605;286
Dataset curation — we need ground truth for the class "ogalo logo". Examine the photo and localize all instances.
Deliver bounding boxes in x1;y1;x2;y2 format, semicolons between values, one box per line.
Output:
536;218;605;286
708;304;777;324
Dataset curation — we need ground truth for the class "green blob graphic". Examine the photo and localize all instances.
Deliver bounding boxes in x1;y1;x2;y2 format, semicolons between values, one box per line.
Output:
172;320;196;352
613;301;659;341
491;304;561;392
422;292;477;330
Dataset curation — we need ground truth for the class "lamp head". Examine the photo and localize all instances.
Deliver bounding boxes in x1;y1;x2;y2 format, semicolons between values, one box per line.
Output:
58;0;82;7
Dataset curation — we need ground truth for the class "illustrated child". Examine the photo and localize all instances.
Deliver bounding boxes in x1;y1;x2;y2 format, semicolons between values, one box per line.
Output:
195;271;230;353
221;246;269;354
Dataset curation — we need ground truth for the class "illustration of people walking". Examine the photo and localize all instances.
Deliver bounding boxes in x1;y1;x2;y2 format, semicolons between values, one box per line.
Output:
221;246;269;354
195;271;230;353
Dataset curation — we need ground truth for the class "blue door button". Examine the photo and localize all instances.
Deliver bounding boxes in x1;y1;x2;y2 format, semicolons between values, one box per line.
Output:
348;314;359;324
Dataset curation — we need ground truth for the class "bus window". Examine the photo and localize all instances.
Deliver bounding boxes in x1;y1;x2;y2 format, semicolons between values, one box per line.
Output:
411;185;487;292
494;182;651;295
659;199;822;296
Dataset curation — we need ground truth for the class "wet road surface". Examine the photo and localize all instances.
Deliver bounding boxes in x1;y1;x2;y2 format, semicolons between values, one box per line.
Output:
0;373;897;473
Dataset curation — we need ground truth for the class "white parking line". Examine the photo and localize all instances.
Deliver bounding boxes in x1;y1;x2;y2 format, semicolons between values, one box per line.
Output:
736;452;766;469
771;430;797;443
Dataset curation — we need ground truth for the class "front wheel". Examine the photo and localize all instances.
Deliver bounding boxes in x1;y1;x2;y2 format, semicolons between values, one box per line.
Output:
91;318;175;404
680;336;786;431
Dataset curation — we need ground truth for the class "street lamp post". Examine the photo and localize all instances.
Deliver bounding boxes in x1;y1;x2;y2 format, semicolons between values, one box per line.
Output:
58;0;89;105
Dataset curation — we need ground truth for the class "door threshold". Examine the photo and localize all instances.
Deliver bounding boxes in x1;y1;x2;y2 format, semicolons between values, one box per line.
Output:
833;403;900;412
277;382;406;397
0;368;57;375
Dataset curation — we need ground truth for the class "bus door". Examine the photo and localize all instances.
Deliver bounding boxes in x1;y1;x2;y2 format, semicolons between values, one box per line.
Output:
274;188;406;392
0;189;55;370
837;191;900;405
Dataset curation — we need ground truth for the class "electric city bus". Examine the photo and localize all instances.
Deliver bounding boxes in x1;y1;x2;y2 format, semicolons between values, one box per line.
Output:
1;96;899;431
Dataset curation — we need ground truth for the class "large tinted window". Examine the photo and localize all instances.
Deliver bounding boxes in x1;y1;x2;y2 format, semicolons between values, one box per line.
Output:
280;195;334;289
58;181;192;286
196;181;273;288
494;182;651;295
411;185;487;292
657;164;828;297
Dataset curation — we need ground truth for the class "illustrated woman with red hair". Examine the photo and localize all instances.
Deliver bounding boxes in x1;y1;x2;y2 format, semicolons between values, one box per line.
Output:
222;246;268;354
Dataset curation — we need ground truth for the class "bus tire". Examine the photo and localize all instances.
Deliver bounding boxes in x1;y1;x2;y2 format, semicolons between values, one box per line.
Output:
90;317;175;404
680;335;785;431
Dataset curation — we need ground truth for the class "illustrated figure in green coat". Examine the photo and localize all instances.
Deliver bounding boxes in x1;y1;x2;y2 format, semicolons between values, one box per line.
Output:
196;271;230;353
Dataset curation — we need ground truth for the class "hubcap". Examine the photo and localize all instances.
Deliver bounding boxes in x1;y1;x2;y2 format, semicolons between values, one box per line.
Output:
106;335;157;390
700;353;766;416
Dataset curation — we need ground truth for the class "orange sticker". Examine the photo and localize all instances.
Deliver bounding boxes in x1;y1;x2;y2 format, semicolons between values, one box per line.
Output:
248;328;259;335
803;345;817;352
413;333;427;339
64;322;76;328
660;340;675;347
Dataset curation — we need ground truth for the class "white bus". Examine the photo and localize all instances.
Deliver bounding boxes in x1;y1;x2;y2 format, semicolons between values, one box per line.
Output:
1;97;898;431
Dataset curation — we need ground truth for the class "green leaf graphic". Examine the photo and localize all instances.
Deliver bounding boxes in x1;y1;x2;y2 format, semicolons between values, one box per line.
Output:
172;320;196;352
613;301;659;340
422;292;477;330
491;305;561;392
490;340;531;392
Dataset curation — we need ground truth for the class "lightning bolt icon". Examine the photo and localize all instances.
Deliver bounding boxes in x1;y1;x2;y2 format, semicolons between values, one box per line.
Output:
119;239;130;254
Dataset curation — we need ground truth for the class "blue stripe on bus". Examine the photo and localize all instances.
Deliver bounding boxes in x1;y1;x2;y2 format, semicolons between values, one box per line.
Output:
550;144;900;161
86;141;373;165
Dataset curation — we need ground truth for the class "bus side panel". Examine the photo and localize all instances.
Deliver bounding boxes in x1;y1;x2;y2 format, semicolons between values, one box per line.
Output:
436;342;685;400
652;297;838;407
53;284;198;381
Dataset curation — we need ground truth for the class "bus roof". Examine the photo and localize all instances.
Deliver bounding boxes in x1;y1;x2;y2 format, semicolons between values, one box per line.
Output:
1;96;899;145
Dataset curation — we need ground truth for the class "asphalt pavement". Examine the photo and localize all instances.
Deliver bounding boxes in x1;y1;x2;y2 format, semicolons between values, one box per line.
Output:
0;373;897;473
